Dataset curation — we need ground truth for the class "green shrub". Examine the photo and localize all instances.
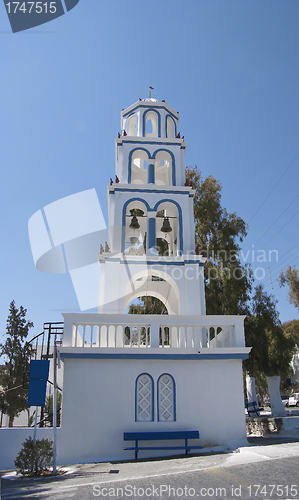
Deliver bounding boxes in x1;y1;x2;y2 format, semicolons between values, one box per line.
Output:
14;436;53;476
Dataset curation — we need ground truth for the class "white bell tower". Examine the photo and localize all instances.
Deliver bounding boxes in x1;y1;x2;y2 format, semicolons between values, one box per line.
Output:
98;94;206;316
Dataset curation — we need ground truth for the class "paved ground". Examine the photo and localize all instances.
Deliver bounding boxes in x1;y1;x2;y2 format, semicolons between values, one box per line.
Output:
2;432;299;500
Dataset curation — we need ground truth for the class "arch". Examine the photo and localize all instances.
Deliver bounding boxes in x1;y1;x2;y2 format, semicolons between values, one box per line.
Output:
157;373;176;422
165;114;177;138
126;295;168;315
154;150;172;186
126;113;137;136
142;109;161;137
154;199;183;254
124;268;180;315
135;373;154;422
152;149;176;186
123;199;148;255
131;149;149;185
128;147;151;184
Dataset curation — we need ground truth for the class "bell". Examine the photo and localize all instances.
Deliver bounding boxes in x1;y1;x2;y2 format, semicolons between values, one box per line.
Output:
129;215;140;230
161;217;172;233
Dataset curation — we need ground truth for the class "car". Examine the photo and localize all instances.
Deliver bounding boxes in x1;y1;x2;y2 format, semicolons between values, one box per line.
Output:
264;395;289;407
288;393;299;407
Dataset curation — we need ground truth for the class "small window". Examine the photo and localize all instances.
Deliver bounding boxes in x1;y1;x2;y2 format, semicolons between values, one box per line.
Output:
158;374;175;422
146;119;153;134
135;373;154;422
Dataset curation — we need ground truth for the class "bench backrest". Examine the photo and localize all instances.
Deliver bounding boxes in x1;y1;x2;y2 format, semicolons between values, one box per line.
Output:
245;401;257;408
124;431;200;441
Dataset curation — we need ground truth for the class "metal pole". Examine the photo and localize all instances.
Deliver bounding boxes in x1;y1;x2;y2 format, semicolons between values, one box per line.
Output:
33;407;38;444
53;342;57;476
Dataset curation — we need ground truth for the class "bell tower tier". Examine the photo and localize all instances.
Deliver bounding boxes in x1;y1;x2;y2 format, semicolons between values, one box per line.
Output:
98;96;206;316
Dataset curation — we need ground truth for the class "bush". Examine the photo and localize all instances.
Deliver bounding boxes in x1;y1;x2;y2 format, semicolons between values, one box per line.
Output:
14;436;53;476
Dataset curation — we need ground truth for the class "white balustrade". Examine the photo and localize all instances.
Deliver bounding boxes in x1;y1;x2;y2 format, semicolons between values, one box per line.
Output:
62;314;244;349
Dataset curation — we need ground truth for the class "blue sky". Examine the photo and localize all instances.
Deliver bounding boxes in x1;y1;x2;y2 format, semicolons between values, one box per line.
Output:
0;0;299;342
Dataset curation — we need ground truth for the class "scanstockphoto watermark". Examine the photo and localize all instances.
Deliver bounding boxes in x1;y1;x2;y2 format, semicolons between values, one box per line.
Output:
93;484;227;497
204;246;279;265
93;483;299;497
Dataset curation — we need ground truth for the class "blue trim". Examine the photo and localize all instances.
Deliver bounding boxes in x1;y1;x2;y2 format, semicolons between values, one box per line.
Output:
148;217;156;250
152;149;176;186
121;198;151;253
135;373;154;422
142;109;161;138
148;164;155;184
154;199;183;253
157;373;176;422
100;258;204;267
118;141;183;147
119;260;204;266
123;105;178;122
113;188;189;196
165;114;177;138
128;147;176;186
128;147;151;184
60;353;249;360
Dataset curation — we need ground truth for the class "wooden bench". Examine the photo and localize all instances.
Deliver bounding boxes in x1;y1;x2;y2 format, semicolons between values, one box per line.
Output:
124;431;203;460
245;401;264;417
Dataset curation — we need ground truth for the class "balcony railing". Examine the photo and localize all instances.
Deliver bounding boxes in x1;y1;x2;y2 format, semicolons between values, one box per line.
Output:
62;314;246;349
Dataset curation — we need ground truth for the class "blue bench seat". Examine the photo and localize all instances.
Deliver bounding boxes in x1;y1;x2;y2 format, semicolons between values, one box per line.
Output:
245;401;264;417
124;430;203;460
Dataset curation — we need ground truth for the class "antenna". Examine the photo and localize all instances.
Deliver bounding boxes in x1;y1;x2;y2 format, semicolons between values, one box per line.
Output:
268;267;274;289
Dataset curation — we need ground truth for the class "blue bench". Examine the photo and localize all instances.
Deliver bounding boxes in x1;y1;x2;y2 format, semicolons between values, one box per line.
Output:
245;401;264;417
124;431;203;460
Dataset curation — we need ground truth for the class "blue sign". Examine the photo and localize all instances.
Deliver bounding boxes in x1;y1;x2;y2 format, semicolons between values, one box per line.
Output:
27;360;50;407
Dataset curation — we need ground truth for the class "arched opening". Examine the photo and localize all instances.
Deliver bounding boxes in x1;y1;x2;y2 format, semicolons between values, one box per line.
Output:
166;116;176;138
126;114;137;136
144;111;158;137
124;269;180;315
124;200;147;255
127;295;168;315
154;151;172;185
156;202;179;256
131;150;149;185
146;120;153;134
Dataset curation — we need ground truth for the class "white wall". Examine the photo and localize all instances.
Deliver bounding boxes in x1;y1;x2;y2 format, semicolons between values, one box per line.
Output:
59;357;247;465
0;428;61;471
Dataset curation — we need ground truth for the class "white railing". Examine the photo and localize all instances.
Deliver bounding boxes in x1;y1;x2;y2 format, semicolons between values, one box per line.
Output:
62;314;246;349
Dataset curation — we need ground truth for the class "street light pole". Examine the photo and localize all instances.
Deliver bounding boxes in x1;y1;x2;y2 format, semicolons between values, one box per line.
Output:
53;341;57;476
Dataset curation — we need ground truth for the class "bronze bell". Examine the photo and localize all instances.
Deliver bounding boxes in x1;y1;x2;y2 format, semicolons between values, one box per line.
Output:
129;215;140;230
161;217;172;233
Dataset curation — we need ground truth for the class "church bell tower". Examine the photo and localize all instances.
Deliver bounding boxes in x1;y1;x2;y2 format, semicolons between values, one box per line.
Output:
98;93;206;316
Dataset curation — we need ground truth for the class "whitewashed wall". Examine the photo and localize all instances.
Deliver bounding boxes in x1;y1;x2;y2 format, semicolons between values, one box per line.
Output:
0;428;61;471
59;357;247;465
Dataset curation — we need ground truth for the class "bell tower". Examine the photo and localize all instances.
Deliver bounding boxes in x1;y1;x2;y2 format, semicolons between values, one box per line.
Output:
98;94;206;316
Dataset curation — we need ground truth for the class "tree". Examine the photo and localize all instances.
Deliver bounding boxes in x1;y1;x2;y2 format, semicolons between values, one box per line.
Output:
244;285;295;416
0;301;33;427
44;390;62;427
14;437;53;476
279;266;299;312
186;166;253;315
128;296;168;315
282;319;299;345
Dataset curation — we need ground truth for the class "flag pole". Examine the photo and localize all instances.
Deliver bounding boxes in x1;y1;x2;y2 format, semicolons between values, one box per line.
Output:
53;341;57;476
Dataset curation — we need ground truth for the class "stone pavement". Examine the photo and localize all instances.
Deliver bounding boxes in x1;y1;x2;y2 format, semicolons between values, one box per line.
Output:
1;431;299;499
